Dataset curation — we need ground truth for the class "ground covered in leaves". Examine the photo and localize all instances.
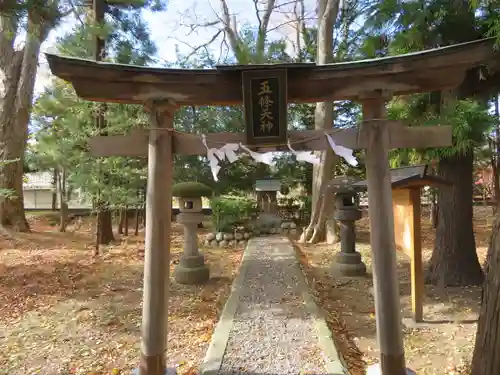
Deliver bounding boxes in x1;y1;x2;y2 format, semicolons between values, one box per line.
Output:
0;214;243;375
298;206;492;375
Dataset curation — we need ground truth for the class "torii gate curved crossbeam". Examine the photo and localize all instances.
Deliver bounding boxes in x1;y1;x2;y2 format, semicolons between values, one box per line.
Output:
46;37;496;106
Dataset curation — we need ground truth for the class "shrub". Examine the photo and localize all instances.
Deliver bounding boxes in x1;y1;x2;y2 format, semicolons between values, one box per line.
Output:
298;195;312;210
211;195;257;232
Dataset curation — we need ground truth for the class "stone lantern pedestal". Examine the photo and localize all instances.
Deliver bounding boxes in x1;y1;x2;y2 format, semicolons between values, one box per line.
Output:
173;195;210;285
331;189;367;277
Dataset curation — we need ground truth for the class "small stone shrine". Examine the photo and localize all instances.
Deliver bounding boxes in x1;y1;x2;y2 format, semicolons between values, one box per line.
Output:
172;182;212;285
328;176;367;277
255;178;282;232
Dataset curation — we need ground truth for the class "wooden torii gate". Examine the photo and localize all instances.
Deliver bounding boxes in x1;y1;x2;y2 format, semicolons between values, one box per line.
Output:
46;38;495;375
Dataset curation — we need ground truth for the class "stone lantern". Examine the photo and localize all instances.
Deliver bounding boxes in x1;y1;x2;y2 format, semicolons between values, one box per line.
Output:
172;182;212;285
329;177;367;277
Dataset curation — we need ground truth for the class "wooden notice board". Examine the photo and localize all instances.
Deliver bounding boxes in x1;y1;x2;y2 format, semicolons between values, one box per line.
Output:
354;165;450;322
392;187;424;322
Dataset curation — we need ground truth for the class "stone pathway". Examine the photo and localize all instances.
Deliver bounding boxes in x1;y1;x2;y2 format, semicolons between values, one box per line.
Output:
201;237;346;375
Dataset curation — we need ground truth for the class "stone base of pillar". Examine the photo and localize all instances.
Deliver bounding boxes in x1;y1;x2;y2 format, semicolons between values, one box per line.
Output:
366;363;416;375
174;253;210;285
331;251;367;277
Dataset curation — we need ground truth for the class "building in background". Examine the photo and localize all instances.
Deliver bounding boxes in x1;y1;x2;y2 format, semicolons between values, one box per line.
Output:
23;171;92;210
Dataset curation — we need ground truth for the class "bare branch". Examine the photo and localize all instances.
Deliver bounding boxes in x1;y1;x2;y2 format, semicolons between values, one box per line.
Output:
260;0;276;37
171;0;323;63
292;0;305;56
183;19;221;36
272;0;304;11
266;15;316;34
253;0;262;30
217;33;231;64
170;29;224;63
217;31;228;64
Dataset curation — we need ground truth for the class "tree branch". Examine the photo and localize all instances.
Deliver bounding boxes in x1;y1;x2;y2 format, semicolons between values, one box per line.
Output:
170;29;224;63
255;0;277;61
219;0;241;55
253;0;262;30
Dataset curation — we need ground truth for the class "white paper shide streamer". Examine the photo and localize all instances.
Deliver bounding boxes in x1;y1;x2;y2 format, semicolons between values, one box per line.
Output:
201;131;358;182
201;135;278;181
325;132;358;166
239;144;276;167
201;135;240;181
287;140;320;165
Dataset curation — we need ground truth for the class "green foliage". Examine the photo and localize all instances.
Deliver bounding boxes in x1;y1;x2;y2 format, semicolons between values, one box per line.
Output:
210;196;257;232
387;96;495;163
171;182;212;198
361;0;488;58
231;27;293;64
57;0;163;64
28;0;167;212
359;0;499;169
31;79;148;209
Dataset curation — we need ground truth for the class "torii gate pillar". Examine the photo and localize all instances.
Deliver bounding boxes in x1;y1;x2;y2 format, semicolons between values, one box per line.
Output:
361;92;407;375
138;99;177;375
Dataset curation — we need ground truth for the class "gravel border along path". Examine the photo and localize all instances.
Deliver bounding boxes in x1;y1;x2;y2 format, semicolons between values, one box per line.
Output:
201;237;346;375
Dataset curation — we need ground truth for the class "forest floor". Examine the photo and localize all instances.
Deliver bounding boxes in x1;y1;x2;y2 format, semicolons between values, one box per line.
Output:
1;206;492;375
0;214;243;375
298;205;493;375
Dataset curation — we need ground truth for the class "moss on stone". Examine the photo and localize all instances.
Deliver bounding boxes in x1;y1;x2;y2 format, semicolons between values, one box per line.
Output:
172;182;212;198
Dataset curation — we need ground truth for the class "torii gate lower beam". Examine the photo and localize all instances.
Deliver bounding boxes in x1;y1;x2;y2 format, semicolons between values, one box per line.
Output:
88;121;452;157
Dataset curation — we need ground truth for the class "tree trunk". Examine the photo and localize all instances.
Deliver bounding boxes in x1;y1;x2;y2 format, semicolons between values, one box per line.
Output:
493;94;500;215
426;151;484;286
430;189;438;228
0;17;26;231
59;202;68;232
51;168;57;211
299;0;340;244
56;169;68;232
94;210;100;256
431;202;438;229
142;205;146;226
135;207;140;235
97;209;114;244
471;211;500;375
124;205;129;236
0;13;52;231
118;209;124;234
325;218;339;244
